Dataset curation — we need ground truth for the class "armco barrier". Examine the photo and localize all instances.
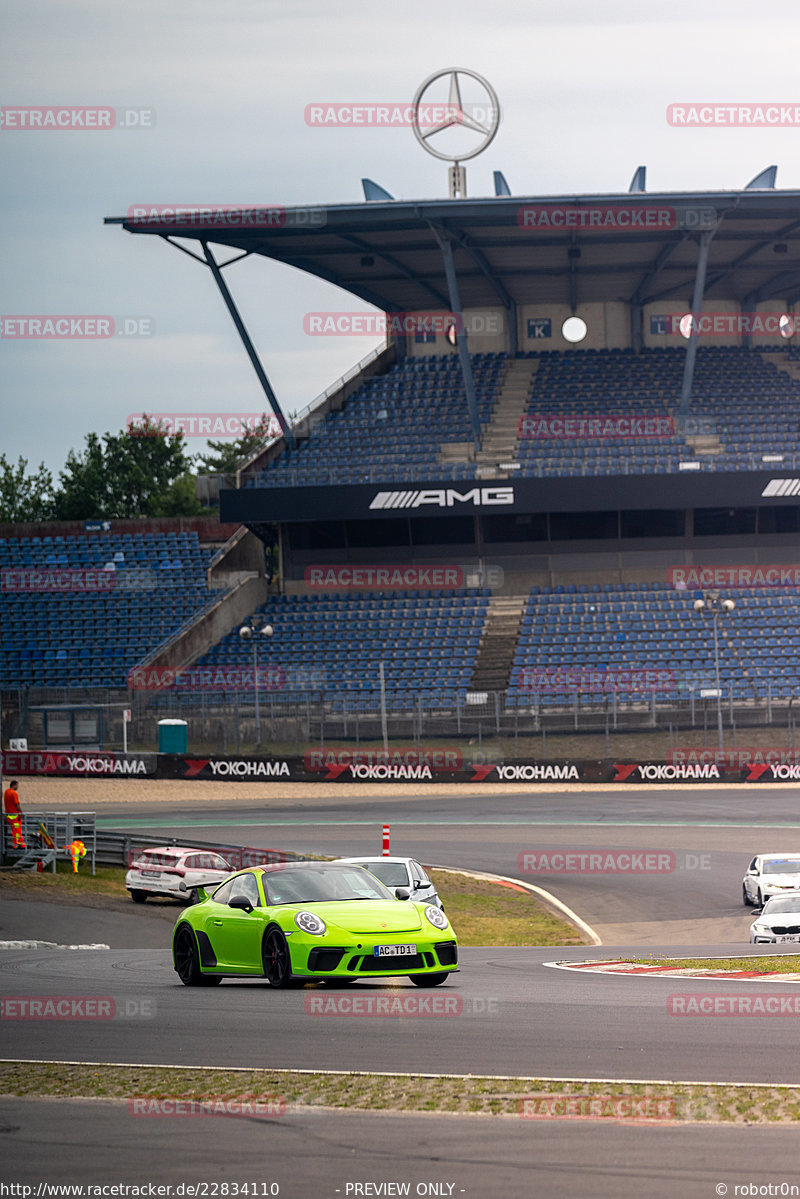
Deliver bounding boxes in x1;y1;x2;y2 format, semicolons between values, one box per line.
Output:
4;749;800;783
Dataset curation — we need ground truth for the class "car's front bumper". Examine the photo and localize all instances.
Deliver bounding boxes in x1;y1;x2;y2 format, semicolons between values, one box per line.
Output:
290;936;458;978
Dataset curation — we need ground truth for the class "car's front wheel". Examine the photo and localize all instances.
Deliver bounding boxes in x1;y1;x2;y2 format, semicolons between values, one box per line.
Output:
742;884;752;906
409;972;449;987
174;926;222;987
262;928;295;988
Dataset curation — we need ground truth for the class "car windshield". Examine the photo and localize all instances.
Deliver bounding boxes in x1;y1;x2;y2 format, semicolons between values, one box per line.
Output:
762;897;800;914
351;861;410;887
762;859;800;874
259;864;394;905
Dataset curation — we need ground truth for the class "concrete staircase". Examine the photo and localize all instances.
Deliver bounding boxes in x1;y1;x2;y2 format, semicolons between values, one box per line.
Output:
474;358;538;477
437;358;538;475
469;595;526;693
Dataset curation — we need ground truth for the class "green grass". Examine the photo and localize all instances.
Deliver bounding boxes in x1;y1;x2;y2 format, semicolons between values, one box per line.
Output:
0;860;129;898
628;953;800;973
430;869;585;946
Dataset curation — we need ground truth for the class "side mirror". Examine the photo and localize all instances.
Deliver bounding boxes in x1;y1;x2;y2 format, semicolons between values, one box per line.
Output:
179;880;188;892
395;887;410;900
228;896;253;913
413;880;426;890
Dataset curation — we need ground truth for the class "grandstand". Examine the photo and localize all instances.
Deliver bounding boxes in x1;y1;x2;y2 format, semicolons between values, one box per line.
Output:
9;183;800;750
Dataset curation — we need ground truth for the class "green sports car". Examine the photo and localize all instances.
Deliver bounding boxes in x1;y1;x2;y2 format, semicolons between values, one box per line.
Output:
172;861;458;988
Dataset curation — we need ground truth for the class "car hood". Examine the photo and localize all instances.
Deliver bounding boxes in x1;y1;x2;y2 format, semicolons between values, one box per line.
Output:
286;900;426;935
754;910;800;926
761;874;800;887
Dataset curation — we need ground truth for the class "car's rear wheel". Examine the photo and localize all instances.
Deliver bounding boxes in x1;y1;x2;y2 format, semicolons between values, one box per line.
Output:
409;972;449;987
263;928;294;988
174;926;221;987
130;890;147;904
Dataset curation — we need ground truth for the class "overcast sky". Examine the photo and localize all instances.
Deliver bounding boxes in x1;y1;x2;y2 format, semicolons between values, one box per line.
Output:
3;0;800;476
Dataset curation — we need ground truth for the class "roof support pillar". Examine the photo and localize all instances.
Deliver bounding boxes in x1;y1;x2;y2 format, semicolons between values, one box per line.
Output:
430;227;482;449
201;242;296;450
678;229;715;417
630;302;643;354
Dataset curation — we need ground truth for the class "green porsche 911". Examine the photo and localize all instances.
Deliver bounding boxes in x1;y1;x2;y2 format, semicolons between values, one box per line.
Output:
172;861;458;988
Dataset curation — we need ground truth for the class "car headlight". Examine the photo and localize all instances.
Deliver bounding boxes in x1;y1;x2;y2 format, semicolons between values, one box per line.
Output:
751;924;770;935
424;904;449;931
294;911;327;936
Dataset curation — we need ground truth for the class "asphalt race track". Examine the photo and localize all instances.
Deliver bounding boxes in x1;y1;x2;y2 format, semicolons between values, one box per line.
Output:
95;784;800;944
3;939;800;1083
5;783;800;1197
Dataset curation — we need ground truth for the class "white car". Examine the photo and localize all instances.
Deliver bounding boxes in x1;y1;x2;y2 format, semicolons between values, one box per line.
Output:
335;856;444;909
742;854;800;907
126;846;233;904
750;895;800;944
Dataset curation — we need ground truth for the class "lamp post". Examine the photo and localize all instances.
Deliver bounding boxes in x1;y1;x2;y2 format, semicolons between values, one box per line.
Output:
238;616;273;747
693;591;735;750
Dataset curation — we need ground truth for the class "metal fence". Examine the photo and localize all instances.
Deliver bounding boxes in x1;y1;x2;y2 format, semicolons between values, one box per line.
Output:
3;683;798;756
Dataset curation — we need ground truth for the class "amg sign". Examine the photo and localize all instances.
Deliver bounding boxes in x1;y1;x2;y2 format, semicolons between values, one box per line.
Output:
369;487;515;511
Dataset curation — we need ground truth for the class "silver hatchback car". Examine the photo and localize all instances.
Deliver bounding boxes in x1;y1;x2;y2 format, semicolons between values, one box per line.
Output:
335;856;444;909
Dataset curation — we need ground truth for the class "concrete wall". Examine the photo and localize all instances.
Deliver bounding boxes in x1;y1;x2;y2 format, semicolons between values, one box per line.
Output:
139;575;269;673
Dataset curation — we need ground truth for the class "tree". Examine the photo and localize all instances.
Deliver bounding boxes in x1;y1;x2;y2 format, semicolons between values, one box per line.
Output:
54;418;200;520
195;413;279;476
0;454;56;522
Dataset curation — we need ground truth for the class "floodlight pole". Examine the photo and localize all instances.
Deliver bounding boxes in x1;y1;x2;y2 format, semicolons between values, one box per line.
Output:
201;242;296;450
678;229;715;417
430;226;482;449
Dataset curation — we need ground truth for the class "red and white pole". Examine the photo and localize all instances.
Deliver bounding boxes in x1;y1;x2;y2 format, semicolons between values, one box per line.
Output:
382;824;390;856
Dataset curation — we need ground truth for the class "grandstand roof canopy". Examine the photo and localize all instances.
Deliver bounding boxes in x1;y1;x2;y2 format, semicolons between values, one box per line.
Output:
107;189;800;310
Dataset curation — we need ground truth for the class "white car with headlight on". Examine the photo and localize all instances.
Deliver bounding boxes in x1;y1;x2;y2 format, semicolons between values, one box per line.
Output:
742;854;800;907
750;895;800;943
335;856;444;909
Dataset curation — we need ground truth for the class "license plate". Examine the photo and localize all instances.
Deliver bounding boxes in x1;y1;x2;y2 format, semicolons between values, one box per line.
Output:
778;934;800;942
141;870;161;878
374;944;416;957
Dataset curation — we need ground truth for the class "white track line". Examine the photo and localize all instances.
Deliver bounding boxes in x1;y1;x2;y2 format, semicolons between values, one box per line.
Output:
0;940;110;950
432;864;602;946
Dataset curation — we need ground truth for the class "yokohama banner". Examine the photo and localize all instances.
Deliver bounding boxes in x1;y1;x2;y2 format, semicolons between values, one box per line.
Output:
4;751;796;782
